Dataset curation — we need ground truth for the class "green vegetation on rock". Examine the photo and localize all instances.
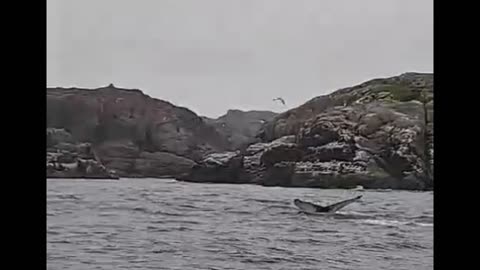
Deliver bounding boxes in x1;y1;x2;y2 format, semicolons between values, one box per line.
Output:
373;84;419;102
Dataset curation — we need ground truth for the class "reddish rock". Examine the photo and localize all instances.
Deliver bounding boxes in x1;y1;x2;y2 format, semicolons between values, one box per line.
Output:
47;85;229;178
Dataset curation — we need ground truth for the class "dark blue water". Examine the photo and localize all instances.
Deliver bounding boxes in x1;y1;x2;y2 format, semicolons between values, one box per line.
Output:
47;178;433;270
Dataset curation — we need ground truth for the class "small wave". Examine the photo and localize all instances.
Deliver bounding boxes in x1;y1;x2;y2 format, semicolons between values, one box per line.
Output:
362;219;433;228
102;244;119;251
411;215;434;224
273;210;300;216
407;222;433;227
240;257;288;264
169;219;203;225
177;204;199;209
392;241;428;250
151;248;177;254
263;205;291;209
57;194;82;200
334;211;373;219
412;214;433;219
279;238;328;245
266;246;294;254
98;212;118;217
245;198;286;205
50;240;72;244
133;206;150;213
258;205;292;214
386;232;404;237
362;219;408;227
90;230;110;235
192;193;219;198
128;258;149;263
177;226;193;232
146;226;172;232
84;249;108;254
355;243;392;253
311;229;339;233
225;210;252;215
152;210;187;217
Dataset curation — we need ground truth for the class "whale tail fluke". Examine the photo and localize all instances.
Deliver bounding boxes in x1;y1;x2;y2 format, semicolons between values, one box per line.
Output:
325;196;362;213
293;196;362;214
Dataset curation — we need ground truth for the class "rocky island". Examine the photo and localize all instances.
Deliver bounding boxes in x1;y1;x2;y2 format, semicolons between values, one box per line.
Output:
46;84;269;179
47;73;433;190
179;73;434;190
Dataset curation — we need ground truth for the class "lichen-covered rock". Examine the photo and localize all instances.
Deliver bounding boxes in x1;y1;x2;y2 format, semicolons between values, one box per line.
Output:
304;142;356;162
259;72;433;142
179;73;433;190
260;143;303;167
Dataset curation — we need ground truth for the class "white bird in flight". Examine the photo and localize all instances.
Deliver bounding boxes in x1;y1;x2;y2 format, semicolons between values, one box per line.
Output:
273;97;286;106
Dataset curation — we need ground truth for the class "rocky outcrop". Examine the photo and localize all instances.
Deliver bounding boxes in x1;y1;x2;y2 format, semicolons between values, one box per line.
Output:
47;84;230;178
257;72;433;142
179;73;434;190
178;151;246;183
47;128;118;179
203;109;277;150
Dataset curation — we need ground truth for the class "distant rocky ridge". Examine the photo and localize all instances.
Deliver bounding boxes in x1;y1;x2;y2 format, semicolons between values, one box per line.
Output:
202;110;278;150
179;73;434;190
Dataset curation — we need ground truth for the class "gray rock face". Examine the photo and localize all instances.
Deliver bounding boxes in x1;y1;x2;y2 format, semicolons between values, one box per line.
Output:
134;151;196;178
177;151;245;183
47;85;231;178
258;72;433;142
203;109;277;150
47;128;118;179
47;128;74;147
179;73;434;190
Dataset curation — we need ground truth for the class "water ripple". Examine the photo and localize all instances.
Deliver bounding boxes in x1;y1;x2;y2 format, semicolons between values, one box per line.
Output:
47;178;433;270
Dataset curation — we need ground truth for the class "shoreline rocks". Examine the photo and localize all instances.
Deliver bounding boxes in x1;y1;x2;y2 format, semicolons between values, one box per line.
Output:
47;73;433;190
47;129;119;179
178;73;434;191
46;85;230;179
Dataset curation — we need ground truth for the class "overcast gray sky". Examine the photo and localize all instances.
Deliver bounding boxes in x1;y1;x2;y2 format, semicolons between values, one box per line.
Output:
47;0;433;118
